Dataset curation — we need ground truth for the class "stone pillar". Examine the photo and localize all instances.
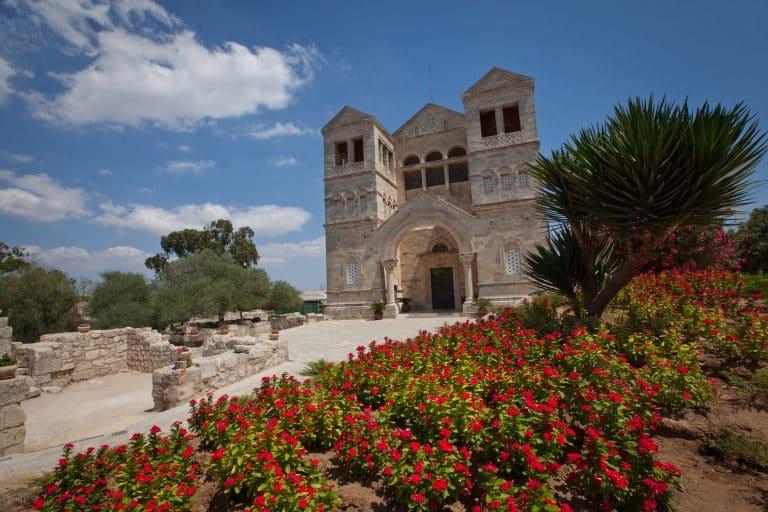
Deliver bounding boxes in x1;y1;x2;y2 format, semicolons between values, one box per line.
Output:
459;253;476;315
347;139;354;164
443;163;450;192
0;317;11;358
420;167;427;191
382;259;399;316
495;107;505;136
0;376;35;455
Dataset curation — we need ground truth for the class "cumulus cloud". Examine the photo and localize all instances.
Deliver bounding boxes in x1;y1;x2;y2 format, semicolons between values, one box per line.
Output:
11;0;321;130
0;150;35;164
97;167;112;175
247;122;316;139
269;156;298;167
0;56;18;104
163;159;215;174
259;236;324;265
0;170;89;221
94;200;310;237
25;243;152;278
178;144;190;152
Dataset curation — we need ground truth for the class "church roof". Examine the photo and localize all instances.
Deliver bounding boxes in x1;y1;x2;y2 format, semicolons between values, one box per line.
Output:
392;103;466;140
462;67;534;99
322;105;384;135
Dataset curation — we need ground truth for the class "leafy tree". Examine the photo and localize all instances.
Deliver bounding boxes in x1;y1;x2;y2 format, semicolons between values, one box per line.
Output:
265;281;302;313
153;251;270;326
88;272;154;329
145;219;259;274
0;267;81;342
526;97;765;318
737;204;768;273
0;242;29;275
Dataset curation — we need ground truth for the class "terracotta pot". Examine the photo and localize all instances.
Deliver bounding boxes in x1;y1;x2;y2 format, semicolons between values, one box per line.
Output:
0;364;17;380
269;333;279;341
218;325;229;335
77;324;90;333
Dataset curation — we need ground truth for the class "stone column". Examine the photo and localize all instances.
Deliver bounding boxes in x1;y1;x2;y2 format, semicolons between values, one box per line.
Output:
459;253;475;314
382;259;399;316
420;167;427;191
495;107;505;136
443;163;450;192
347;139;354;164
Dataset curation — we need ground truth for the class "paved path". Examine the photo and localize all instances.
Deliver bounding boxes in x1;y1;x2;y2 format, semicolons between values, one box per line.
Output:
0;315;460;483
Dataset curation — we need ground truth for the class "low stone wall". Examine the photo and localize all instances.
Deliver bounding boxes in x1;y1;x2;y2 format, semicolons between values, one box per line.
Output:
268;312;328;330
14;328;176;389
0;317;12;357
152;337;288;411
0;376;36;455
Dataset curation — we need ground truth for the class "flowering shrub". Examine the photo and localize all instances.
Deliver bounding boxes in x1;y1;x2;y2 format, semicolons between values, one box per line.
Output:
644;225;743;272
34;424;200;511
35;269;765;511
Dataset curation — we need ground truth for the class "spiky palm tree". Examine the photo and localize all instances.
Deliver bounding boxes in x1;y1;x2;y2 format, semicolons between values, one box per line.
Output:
526;97;766;318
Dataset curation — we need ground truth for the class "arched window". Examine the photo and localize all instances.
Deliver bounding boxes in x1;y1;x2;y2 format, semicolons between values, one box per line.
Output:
346;194;356;215
359;194;368;212
500;172;512;191
425;151;443;163
403;155;420;166
432;243;449;253
519;170;530;188
448;147;466;158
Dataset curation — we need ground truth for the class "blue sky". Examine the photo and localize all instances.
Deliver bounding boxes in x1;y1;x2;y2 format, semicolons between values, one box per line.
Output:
0;0;766;291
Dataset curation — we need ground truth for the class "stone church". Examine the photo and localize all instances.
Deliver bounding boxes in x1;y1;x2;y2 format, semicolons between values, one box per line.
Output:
321;67;547;318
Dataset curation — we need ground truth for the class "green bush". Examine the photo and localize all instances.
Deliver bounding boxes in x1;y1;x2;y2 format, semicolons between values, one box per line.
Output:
88;271;153;329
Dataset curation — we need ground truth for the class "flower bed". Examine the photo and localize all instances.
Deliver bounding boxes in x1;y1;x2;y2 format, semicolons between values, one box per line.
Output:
32;270;767;511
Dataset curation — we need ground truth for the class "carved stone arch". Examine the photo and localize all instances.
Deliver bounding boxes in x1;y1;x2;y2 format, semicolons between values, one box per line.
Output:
423;148;444;163
402;154;420;167
377;209;474;261
447;146;467;158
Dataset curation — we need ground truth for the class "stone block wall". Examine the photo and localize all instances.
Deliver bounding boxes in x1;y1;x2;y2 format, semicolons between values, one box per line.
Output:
14;328;176;389
0;376;35;455
269;313;308;331
152;337;288;411
0;317;12;358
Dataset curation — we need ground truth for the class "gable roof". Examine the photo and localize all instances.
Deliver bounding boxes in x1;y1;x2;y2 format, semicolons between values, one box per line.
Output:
462;67;534;99
321;106;376;134
393;103;466;140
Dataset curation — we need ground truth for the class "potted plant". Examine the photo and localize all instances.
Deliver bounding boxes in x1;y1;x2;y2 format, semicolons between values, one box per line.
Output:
399;297;412;313
473;298;492;319
77;322;90;333
0;354;17;380
371;301;386;320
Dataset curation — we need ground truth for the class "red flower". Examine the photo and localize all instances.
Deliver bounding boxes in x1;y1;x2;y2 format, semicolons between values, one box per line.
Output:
432;478;448;491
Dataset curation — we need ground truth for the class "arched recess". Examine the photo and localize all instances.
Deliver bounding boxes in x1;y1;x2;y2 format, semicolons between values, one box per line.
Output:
377;209;474;261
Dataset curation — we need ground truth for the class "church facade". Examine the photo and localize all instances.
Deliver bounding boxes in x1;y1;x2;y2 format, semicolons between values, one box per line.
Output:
321;67;547;318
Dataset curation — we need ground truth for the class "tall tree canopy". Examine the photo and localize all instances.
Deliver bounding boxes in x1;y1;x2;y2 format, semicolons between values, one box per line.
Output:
145;219;259;274
737;204;768;273
526;97;765;318
88;271;154;329
0;242;30;275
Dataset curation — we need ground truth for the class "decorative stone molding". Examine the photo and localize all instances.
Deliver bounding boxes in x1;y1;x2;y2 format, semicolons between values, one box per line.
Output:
333;161;365;175
478;131;522;150
458;252;475;267
382;259;398;271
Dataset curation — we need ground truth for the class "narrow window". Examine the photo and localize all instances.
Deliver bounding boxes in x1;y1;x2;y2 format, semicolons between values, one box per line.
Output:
504;248;521;275
519;170;530;188
404;170;422;190
426;166;445;187
480;109;497;138
359;194;367;212
448;147;466;158
346;262;358;284
335;142;348;165
500;173;512;191
432;243;449;253
483;175;494;194
403;155;420;166
347;195;356;215
503;104;522;133
425;151;442;163
353;138;364;162
448;163;468;183
333;199;342;217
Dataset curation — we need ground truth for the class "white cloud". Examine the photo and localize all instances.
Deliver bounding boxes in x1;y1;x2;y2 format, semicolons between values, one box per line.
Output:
94;200;310;237
0;150;34;164
0;170;89;221
97;167;112;175
163;159;215;174
0;56;18;104
25;243;151;278
246;122;316;139
259;236;324;265
269;156;298;167
178;144;190;152
13;0;321;130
